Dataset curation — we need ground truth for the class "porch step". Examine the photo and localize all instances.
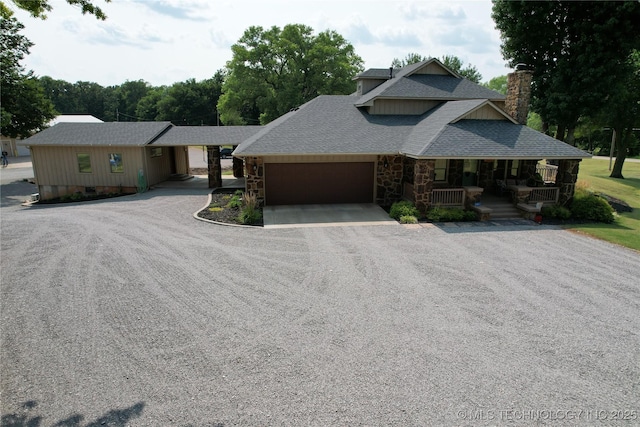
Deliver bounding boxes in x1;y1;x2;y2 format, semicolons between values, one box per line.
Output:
168;173;194;181
480;196;522;219
489;206;522;219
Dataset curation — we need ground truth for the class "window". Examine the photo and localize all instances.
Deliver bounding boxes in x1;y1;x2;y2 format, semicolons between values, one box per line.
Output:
109;153;123;173
434;159;448;182
77;153;92;173
150;147;163;157
510;159;520;177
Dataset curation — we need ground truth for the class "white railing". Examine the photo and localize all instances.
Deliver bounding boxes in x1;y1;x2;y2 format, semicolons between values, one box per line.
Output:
431;188;465;207
536;164;558;183
529;187;559;203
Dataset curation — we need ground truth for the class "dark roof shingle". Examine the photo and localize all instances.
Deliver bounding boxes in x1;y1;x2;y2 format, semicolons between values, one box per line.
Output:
22;122;173;146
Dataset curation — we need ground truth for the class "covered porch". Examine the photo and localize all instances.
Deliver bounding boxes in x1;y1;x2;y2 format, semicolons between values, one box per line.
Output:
402;157;583;220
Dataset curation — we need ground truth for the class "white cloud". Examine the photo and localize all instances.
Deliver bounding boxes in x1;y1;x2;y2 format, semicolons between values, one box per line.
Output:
11;0;508;86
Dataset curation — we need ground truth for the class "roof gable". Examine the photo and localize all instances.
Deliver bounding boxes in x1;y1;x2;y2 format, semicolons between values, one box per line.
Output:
355;59;504;107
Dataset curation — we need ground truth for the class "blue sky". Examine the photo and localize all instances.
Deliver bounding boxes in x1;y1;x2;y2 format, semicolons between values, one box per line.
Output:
12;0;510;87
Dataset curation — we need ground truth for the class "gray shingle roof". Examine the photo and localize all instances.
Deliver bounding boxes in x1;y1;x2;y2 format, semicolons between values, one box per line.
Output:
355;68;398;79
153;125;262;146
356;75;505;106
21;122;173;146
234;95;423;156
235;95;590;160
408;120;591;159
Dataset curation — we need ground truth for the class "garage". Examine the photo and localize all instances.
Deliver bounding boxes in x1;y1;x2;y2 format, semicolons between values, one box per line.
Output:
265;162;375;205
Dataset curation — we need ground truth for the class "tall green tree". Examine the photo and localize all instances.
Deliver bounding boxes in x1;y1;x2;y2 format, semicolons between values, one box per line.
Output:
492;0;640;151
136;86;166;122
218;24;363;125
157;74;224;125
39;76;81;113
391;53;482;83
601;50;640;178
1;0;110;20
1;11;56;137
114;80;151;121
482;75;507;95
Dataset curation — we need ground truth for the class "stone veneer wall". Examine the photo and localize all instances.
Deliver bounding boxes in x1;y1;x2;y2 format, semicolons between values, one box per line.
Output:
413;159;435;212
505;70;533;125
207;146;222;188
519;160;539;182
245;157;265;205
376;155;403;206
232;147;244;178
38;185;136;201
556;159;581;206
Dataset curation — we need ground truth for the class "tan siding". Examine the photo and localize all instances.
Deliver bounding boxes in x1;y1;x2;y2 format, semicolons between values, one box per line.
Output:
369;99;439;115
463;105;507;120
145;146;173;185
415;63;450;75
31;146;144;187
263;155;377;163
174;146;188;174
361;79;386;95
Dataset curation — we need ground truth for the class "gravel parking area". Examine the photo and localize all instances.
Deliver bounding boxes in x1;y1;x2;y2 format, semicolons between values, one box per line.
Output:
1;186;639;426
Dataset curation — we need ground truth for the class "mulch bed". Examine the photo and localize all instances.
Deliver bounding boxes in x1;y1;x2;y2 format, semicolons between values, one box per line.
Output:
197;189;264;226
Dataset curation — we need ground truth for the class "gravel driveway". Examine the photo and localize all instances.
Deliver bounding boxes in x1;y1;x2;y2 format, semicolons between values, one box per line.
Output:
1;186;639;426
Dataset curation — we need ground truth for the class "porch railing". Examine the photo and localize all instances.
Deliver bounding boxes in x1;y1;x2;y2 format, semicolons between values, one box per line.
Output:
536;164;558;183
432;188;465;207
529;187;559;203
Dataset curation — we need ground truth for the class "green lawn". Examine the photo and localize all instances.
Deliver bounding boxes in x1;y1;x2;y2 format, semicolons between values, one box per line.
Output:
568;158;640;251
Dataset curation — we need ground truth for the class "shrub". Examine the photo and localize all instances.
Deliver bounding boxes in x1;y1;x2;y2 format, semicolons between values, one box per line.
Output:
389;201;419;220
571;192;615;223
426;206;476;222
239;206;262;225
463;210;478;221
237;192;262;225
226;194;243;208
399;215;418;224
542;205;571;220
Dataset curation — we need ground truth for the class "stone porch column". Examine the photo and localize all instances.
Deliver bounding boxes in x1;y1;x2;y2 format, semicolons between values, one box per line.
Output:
556;159;582;206
245;157;265;205
413;159;434;213
207;145;222;188
232;152;244;178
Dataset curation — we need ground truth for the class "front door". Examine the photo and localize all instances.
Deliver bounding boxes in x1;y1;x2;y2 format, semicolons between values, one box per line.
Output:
462;159;478;186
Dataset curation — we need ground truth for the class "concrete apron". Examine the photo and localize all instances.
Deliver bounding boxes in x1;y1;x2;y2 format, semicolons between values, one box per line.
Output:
263;203;399;229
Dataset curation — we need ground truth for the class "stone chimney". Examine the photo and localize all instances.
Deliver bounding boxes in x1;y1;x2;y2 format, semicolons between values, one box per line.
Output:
505;64;533;125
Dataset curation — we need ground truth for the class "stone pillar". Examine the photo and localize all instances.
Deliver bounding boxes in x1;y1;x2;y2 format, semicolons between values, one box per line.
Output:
505;68;533;125
556;159;581;207
376;155;403;206
413;159;434;213
520;160;539;184
464;187;484;209
232;147;244;178
207;146;222;188
245;157;264;205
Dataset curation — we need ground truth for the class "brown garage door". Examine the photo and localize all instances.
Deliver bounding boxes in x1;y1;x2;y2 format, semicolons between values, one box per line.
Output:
265;162;374;205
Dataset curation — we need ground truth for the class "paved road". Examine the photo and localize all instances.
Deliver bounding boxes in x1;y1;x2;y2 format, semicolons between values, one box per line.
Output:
1;183;640;425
